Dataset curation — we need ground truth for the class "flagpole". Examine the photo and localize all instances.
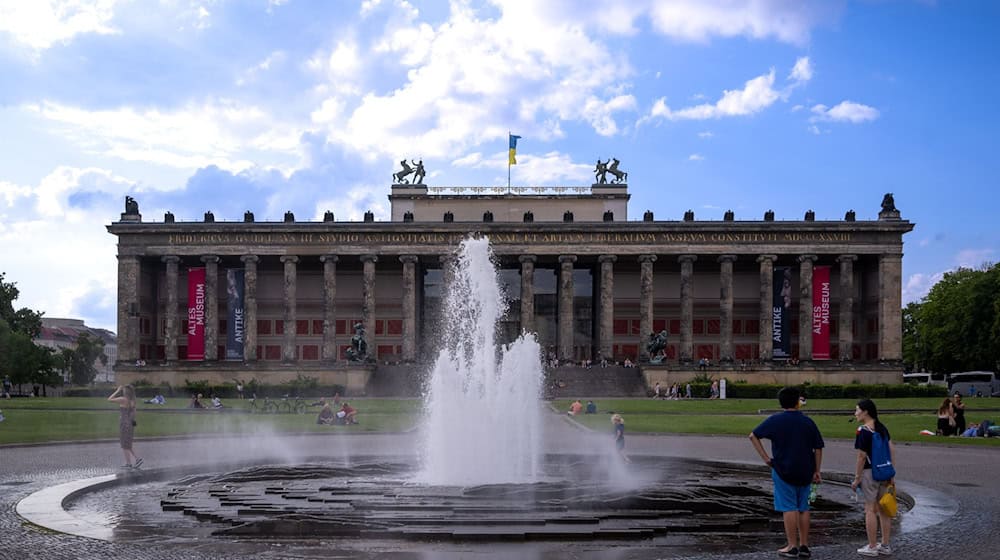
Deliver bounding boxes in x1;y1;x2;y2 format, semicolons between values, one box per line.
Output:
507;130;511;194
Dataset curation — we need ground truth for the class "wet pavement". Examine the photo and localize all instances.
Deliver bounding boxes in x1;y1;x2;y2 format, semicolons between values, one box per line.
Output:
1;411;997;559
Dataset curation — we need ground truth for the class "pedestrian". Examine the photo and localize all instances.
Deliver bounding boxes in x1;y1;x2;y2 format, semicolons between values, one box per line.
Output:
236;379;245;400
685;382;692;399
852;399;896;556
951;392;967;434
612;414;630;463
749;386;824;558
107;385;142;469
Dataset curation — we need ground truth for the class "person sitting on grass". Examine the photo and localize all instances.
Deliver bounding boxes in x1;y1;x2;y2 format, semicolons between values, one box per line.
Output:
189;394;205;409
144;394;166;405
585;400;597;414
211;395;224;409
568;399;583;415
317;401;335;425
339;402;358;425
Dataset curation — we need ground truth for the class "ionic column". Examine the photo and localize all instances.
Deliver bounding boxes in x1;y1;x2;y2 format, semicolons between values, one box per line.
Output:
557;255;576;361
838;255;857;361
439;254;455;295
400;255;418;362
798;254;817;360
718;255;737;362
598;255;617;361
361;254;378;358
879;253;903;361
201;255;219;361
519;255;536;333
162;256;180;362
678;255;697;363
280;255;299;362
638;254;657;362
320;255;338;361
241;255;258;362
116;255;141;363
757;255;777;360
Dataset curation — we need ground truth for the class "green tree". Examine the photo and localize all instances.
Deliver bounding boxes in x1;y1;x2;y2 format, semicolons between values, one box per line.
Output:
0;272;44;337
65;332;108;386
904;263;1000;374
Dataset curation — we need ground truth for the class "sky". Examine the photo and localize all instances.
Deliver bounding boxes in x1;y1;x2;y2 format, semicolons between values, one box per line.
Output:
0;0;997;333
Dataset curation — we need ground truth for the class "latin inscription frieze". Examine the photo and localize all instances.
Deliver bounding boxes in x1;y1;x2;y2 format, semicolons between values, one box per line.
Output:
159;230;857;247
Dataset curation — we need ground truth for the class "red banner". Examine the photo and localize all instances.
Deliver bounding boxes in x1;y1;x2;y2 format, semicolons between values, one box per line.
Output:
812;265;831;360
187;267;206;360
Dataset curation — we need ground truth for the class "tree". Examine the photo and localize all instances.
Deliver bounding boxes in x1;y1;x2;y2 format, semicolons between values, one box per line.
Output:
903;263;1000;374
0;320;58;395
0;272;44;338
65;332;108;386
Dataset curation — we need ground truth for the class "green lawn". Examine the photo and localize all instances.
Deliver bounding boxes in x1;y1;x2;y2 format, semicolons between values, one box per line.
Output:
555;398;1000;446
0;397;422;444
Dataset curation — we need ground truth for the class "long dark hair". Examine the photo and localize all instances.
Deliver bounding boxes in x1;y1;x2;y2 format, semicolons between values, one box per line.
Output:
857;399;889;438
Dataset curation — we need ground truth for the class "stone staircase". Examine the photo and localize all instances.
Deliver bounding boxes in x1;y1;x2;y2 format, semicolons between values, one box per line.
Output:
544;365;648;399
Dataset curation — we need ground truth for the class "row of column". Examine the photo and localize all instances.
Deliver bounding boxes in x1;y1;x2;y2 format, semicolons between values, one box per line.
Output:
118;252;903;364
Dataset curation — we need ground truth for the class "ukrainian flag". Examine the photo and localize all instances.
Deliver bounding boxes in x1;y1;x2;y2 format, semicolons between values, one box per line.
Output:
508;134;521;165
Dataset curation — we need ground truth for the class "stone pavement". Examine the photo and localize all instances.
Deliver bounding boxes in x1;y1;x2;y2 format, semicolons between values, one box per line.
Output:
0;411;997;560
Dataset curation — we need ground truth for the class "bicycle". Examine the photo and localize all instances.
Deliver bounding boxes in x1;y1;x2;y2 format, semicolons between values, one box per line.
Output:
248;395;278;414
277;395;306;414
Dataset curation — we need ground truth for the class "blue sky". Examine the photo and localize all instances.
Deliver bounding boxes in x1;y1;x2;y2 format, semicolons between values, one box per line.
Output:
1;0;997;332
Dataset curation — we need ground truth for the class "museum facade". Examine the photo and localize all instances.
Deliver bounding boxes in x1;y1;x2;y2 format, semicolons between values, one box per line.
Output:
108;182;913;388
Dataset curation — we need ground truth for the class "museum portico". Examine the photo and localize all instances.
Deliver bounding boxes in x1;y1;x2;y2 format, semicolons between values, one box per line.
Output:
108;183;913;389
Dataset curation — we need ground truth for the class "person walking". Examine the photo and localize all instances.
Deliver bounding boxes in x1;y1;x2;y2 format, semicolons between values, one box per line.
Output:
612;414;630;463
852;399;897;556
108;385;142;469
749;387;825;558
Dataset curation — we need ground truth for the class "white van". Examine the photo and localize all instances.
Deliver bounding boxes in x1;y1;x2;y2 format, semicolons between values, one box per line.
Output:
902;373;931;385
948;371;999;397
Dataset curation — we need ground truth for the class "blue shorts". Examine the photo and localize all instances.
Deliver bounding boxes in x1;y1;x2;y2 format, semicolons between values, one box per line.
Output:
772;469;810;512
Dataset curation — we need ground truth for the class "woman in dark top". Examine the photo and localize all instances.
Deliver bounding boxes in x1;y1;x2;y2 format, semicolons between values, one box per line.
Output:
852;399;896;556
108;385;142;469
951;393;967;434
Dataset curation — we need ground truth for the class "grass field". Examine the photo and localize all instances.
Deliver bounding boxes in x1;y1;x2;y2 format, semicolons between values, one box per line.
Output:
3;396;1000;446
553;397;1000;446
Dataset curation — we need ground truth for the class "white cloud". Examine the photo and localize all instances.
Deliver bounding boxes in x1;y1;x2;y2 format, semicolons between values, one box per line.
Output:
788;56;813;83
697;131;713;138
452;152;483;167
810;101;880;123
954;248;995;268
0;166;135;330
236;50;286;86
0;0;120;51
25;100;305;174
644;68;779;122
903;271;944;304
688;153;705;161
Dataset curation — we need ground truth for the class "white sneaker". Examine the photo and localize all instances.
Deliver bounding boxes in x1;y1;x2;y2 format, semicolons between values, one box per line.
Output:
857;545;879;557
876;543;893;556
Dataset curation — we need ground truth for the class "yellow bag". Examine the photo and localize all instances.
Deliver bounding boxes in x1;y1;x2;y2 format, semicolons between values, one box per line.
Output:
879;483;898;517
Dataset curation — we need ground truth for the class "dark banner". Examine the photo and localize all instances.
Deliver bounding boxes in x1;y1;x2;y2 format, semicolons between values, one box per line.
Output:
226;268;245;360
187;267;206;360
812;265;831;360
772;267;792;359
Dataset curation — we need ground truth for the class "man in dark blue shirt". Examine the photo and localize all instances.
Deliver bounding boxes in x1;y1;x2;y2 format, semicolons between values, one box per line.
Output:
749;387;825;558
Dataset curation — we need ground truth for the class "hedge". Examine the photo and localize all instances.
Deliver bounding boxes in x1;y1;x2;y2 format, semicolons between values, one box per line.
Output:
62;381;346;399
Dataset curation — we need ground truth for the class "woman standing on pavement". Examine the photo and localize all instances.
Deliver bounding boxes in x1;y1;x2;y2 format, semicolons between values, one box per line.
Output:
108;385;142;469
852;399;895;557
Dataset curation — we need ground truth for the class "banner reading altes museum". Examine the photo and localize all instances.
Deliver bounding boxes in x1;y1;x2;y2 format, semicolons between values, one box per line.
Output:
812;265;832;360
187;267;206;360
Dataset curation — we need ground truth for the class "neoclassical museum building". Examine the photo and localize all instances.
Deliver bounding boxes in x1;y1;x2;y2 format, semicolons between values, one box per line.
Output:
109;180;913;390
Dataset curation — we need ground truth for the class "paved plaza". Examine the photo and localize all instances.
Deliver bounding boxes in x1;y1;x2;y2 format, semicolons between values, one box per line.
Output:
1;411;997;559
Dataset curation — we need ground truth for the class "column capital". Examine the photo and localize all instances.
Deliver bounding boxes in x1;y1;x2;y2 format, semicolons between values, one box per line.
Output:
677;254;697;264
240;254;259;264
161;255;180;264
558;255;577;264
399;255;419;264
518;254;537;264
797;254;818;264
361;254;379;264
837;254;858;263
756;254;778;264
880;253;903;262
200;255;220;264
717;254;737;264
598;255;617;264
320;254;339;263
279;255;299;264
116;254;140;262
638;254;658;264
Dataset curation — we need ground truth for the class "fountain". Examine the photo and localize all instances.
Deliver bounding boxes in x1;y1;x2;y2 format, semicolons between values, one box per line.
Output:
418;236;543;485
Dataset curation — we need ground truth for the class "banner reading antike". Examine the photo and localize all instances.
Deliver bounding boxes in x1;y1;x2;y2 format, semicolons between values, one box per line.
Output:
772;266;793;359
812;265;831;360
186;267;206;360
225;268;245;360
